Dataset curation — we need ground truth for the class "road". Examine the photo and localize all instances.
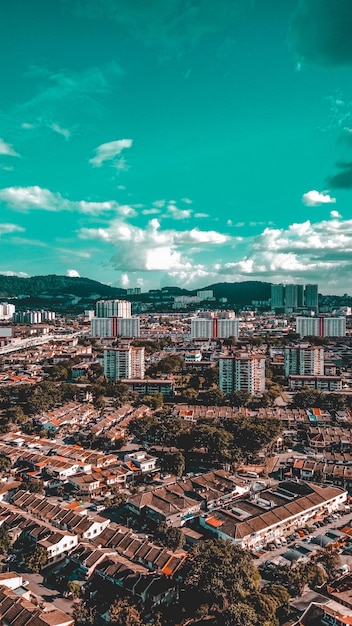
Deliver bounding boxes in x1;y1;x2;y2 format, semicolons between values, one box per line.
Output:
0;331;88;355
19;572;76;615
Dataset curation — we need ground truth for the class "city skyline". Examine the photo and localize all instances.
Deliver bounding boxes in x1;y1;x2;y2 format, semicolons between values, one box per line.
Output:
1;1;352;293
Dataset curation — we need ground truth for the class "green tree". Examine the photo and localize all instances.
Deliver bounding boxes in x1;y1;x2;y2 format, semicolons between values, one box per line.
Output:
72;600;95;625
184;539;260;610
67;580;82;598
25;545;48;573
156;522;185;550
128;414;158;443
318;546;341;581
221;602;258;626
162;451;185;477
21;478;44;494
0;524;11;554
143;392;164;409
108;597;143;626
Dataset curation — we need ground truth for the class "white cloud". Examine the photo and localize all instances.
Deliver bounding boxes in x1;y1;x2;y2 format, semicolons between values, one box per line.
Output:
21;122;34;130
194;212;209;218
0;138;19;157
66;269;80;277
166;203;192;220
0;271;29;277
142;208;161;215
79;217;229;273
120;273;129;287
50;123;71;140
0;223;25;235
89;139;133;167
0;186;134;216
212;215;352;291
330;209;342;218
302;189;336;206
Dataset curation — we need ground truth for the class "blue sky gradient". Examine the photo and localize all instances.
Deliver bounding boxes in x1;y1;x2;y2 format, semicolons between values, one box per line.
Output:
1;0;352;293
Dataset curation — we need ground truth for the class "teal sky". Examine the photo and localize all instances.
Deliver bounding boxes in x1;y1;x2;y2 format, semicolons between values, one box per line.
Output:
1;0;352;293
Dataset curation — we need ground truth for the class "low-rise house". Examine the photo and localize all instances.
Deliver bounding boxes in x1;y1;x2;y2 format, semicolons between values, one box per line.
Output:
68;473;101;496
0;584;74;626
200;480;347;550
38;531;78;563
124;451;158;473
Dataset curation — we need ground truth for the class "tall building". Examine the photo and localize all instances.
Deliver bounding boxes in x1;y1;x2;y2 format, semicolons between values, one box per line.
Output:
104;346;145;380
284;284;299;310
196;290;214;300
191;317;239;340
91;316;140;338
271;284;285;309
0;303;15;320
284;344;324;378
271;283;318;312
95;299;131;318
296;316;346;338
219;353;265;394
305;284;318;311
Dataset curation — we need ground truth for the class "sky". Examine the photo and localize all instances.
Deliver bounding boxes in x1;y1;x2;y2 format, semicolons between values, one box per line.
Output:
1;0;352;294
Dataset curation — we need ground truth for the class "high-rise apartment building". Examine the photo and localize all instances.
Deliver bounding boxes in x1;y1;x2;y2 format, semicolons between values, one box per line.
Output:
191;317;239;340
91;316;140;338
284;344;324;378
0;303;15;320
296;316;346;338
271;284;285;309
271;283;318;312
95;299;131;318
104;346;145;381
219;352;265;394
305;284;318;311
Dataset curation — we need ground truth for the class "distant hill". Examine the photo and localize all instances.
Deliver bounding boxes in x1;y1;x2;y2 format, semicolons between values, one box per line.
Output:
0;275;126;299
0;275;272;307
193;281;272;303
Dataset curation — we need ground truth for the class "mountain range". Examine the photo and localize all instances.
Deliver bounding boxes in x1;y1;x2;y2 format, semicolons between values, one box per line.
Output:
0;275;272;305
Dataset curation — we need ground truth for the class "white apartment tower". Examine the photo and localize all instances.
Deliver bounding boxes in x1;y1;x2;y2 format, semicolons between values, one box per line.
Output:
104;346;145;381
219;353;265;394
91;317;140;338
284;344;324;378
0;303;15;320
191;317;239;340
95;299;131;318
296;316;346;338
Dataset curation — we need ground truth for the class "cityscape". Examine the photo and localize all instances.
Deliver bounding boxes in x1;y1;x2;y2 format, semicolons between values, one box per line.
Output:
0;280;351;625
2;0;352;625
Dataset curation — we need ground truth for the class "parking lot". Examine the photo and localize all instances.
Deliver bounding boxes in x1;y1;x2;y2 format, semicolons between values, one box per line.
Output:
255;508;352;568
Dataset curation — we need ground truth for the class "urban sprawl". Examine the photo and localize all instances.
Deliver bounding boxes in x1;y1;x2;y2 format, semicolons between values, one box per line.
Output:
0;282;352;625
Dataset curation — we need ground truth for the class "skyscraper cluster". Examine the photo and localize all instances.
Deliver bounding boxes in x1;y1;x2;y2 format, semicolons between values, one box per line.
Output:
271;283;318;312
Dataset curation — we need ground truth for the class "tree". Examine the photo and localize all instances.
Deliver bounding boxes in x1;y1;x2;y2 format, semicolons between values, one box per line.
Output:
156;522;185;550
128;414;158;443
73;600;95;625
21;478;44;494
108;597;143;626
318;546;341;581
143;392;164;409
184;539;260;610
67;580;82;598
229;390;251;407
162;451;185;477
221;602;258;626
25;545;48;573
0;524;11;554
